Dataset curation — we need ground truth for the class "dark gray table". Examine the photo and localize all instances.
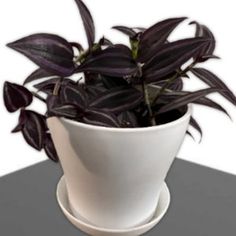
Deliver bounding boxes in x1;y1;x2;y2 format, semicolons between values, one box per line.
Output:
0;159;235;236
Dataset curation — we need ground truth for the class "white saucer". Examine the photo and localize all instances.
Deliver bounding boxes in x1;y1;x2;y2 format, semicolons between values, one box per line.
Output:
56;176;170;236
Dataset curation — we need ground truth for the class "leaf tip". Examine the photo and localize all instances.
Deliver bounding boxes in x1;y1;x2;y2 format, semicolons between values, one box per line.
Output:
189;21;196;25
180;16;188;21
6;41;16;50
198;136;203;144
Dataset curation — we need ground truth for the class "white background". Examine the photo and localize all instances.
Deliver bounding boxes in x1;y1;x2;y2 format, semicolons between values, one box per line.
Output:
0;0;235;177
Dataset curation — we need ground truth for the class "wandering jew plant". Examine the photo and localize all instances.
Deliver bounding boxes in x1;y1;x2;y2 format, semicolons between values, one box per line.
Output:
3;0;236;162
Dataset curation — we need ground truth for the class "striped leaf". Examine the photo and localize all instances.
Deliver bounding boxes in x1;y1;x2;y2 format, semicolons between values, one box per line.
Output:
77;45;138;77
143;38;209;83
3;82;32;112
21;110;47;151
90;86;143;113
159;90;230;118
60;84;87;109
34;78;61;95
139;17;187;62
154;78;183;91
190;21;215;61
7;34;75;76
83;108;120;127
44;133;59;162
74;0;95;47
50;104;82;119
112;26;137;38
157;88;221;114
24;68;54;85
191;68;236;105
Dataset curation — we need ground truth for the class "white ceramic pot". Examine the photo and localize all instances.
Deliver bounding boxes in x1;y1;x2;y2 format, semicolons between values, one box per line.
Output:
47;105;192;229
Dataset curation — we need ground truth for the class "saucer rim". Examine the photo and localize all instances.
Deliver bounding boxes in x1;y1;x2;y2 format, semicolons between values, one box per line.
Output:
56;176;170;234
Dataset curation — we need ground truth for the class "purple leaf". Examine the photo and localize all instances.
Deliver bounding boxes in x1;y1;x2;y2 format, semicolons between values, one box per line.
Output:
85;85;107;100
190;116;202;141
77;45;138;77
24;68;54;85
200;55;220;61
44;133;59;162
102;44;134;57
11;109;27;133
186;130;196;141
98;37;113;46
46;95;62;116
74;0;95;48
34;78;75;95
3;81;33;112
118;111;139;128
84;72;102;85
60;83;87;109
190;21;215;61
83;108;120;127
101;75;129;89
169;78;183;91
139;17;187;62
90;86;143;113
159;90;230;118
12;123;24;133
50;104;82;119
156;88;221;114
133;27;146;32
112;26;137;38
155;78;183;91
7;33;75;76
194;97;231;119
191;68;236;105
34;77;61;95
143;38;209;83
21;110;47;151
70;42;84;53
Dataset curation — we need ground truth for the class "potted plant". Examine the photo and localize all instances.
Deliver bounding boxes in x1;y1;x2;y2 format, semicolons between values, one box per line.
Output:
3;0;236;233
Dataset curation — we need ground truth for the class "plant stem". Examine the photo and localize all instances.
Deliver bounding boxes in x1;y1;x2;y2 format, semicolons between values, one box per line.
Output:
142;80;156;126
151;61;196;106
32;92;46;103
75;51;87;63
53;78;62;96
130;39;139;60
75;44;100;63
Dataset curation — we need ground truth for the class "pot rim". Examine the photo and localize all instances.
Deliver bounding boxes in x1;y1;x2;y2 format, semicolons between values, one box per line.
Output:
58;104;192;133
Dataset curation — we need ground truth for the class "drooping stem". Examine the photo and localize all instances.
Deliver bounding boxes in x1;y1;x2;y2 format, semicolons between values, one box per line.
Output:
151;61;197;106
142;80;156;126
32;92;46;103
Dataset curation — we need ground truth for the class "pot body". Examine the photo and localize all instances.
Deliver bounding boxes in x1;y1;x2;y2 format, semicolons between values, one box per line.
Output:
47;105;192;229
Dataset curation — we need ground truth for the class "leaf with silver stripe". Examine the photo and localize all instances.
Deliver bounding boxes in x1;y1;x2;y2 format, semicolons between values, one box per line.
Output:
90;86;143;113
83;109;120;127
21;110;47;151
3;82;33;113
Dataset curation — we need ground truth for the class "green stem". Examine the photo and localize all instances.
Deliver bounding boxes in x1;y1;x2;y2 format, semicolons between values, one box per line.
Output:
142;80;156;126
151;61;196;106
75;44;100;63
130;39;139;60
